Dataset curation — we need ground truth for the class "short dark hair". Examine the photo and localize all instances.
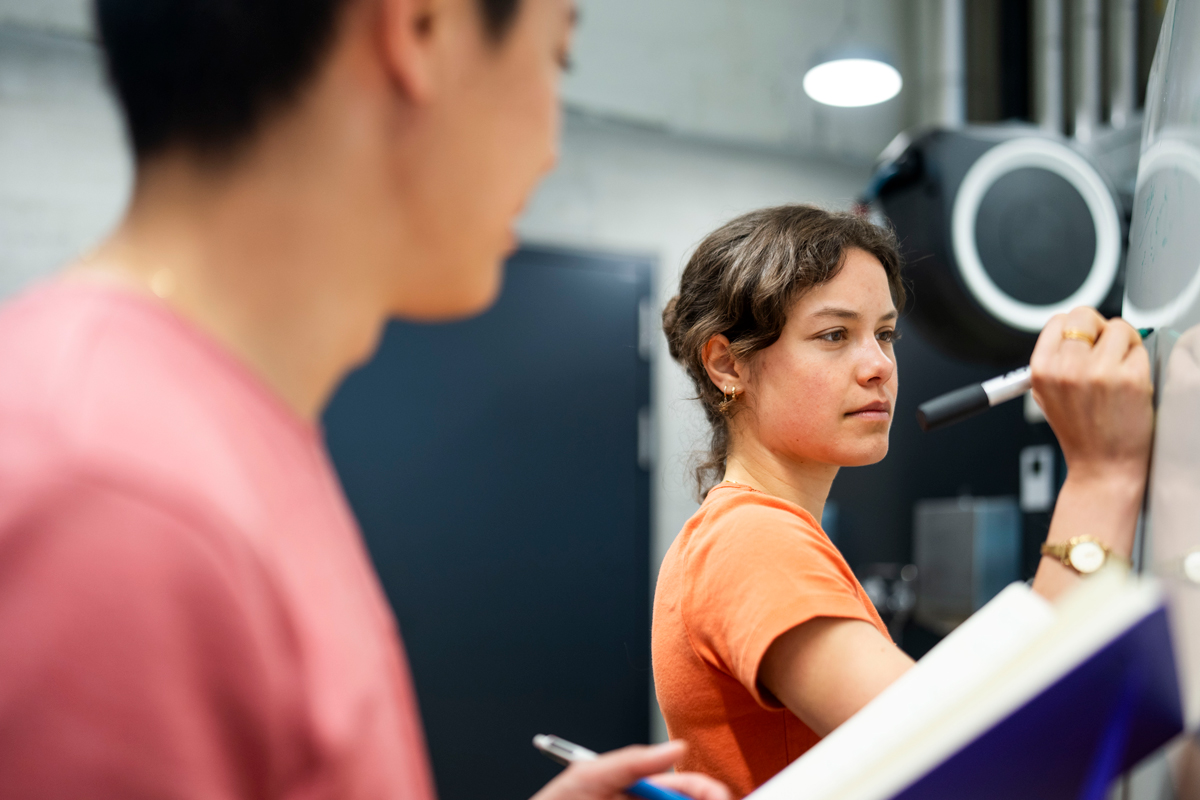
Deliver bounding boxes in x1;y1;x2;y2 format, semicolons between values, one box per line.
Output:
95;0;524;160
662;204;906;499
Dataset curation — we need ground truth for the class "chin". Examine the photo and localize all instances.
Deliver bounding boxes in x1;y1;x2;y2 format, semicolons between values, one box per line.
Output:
454;240;510;316
392;252;507;321
837;439;890;467
450;269;505;319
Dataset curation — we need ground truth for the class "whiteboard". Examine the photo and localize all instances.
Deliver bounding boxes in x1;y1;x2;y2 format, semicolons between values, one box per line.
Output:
1124;0;1200;733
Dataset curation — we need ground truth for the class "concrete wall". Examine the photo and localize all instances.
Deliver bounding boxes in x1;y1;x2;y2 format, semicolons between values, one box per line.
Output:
2;0;915;162
563;0;911;163
0;25;131;296
0;0;90;37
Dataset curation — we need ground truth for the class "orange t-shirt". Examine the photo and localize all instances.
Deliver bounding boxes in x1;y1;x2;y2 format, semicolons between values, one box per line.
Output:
652;483;889;798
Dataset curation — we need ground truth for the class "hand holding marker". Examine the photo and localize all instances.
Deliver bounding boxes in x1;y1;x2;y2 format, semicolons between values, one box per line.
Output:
533;735;695;800
916;328;1153;432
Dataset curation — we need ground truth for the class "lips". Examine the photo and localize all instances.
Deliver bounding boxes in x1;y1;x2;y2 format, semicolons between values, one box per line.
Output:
846;400;892;418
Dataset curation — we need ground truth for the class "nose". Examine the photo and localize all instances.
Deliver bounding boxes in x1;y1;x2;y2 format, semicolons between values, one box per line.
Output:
856;338;896;386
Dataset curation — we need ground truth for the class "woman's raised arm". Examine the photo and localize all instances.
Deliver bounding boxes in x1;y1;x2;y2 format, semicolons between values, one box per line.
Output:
1028;307;1154;601
759;306;1153;735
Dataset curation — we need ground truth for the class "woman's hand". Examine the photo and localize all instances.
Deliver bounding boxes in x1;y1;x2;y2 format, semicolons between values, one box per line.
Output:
529;741;730;800
1030;307;1153;483
1029;307;1154;601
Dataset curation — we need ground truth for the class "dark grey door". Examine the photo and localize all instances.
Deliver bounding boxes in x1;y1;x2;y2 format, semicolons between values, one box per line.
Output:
324;246;653;800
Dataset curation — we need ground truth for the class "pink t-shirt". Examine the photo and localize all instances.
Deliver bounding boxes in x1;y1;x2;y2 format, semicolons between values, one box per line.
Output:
0;281;436;800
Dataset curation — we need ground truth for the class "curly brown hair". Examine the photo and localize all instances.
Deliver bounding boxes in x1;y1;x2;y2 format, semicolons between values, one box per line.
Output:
662;204;906;500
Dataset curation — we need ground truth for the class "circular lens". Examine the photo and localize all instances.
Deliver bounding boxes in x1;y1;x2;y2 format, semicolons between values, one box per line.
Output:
950;137;1121;332
974;168;1096;305
1123;141;1200;332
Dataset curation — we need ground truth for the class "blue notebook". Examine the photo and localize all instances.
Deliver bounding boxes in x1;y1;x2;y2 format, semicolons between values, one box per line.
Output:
750;571;1184;800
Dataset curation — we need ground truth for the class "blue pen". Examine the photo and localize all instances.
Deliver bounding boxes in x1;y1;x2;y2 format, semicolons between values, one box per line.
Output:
532;734;694;800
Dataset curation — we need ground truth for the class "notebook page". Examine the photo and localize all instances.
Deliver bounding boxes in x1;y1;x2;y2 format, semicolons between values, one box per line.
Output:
837;574;1162;800
750;582;1055;800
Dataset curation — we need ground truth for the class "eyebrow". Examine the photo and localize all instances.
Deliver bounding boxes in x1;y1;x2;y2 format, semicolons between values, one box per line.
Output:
811;306;898;322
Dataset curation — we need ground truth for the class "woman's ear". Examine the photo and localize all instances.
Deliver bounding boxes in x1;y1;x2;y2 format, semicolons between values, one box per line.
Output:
702;334;744;395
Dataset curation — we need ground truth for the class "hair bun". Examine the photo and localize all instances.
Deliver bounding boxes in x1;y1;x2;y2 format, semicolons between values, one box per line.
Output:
661;295;684;359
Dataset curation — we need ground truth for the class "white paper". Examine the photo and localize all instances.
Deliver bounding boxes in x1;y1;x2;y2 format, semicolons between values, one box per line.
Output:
751;583;1054;800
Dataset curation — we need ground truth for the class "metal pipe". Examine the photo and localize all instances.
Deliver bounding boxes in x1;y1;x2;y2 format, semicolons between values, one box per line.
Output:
938;0;966;127
1108;0;1138;129
1034;0;1064;134
1073;0;1103;142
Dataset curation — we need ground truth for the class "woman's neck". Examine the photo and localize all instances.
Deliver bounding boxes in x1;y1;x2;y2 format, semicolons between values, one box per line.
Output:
722;441;839;524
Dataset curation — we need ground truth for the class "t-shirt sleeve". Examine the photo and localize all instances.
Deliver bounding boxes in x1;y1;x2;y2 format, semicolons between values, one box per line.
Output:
681;501;879;710
0;479;298;799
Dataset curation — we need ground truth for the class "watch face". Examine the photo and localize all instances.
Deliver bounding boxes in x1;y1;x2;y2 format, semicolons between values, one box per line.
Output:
1069;541;1107;574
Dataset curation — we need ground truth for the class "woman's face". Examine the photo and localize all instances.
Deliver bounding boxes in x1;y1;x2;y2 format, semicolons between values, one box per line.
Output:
739;248;899;468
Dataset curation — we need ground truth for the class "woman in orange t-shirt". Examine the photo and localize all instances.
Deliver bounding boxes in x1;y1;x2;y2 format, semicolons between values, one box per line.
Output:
652;205;1155;798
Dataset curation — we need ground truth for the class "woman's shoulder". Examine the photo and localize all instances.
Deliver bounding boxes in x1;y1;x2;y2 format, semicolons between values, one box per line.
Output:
667;482;869;637
678;482;829;555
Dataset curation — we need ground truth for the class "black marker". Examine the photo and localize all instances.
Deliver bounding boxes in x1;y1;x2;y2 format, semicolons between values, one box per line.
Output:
916;328;1153;432
916;366;1031;431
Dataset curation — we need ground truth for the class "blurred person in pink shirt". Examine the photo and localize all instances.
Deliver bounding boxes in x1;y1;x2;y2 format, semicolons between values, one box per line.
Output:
0;2;731;799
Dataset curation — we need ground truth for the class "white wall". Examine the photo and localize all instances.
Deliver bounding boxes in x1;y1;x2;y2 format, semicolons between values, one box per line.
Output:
0;0;90;37
0;26;131;296
0;0;917;160
564;0;912;163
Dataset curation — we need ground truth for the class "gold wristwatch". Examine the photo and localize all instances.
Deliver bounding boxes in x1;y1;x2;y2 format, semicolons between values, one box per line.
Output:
1040;536;1128;575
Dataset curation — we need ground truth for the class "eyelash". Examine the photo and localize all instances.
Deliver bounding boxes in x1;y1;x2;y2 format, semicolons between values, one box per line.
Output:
817;328;901;343
558;52;574;72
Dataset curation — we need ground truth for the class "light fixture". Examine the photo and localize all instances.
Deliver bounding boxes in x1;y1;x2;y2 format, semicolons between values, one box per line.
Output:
803;1;902;109
803;57;903;107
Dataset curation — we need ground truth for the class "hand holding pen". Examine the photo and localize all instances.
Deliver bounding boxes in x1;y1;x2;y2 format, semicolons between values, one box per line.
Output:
1028;309;1153;482
530;735;730;800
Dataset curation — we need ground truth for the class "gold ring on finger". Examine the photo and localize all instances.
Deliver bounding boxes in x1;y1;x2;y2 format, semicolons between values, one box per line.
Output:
1062;329;1097;346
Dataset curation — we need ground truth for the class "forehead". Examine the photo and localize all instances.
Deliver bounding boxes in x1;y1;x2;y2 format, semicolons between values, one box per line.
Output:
790;248;896;317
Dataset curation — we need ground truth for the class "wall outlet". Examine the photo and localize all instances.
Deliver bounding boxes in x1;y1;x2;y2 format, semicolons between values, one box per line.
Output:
1019;445;1056;512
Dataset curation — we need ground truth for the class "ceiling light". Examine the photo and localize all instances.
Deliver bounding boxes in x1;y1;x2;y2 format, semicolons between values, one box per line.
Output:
803;58;903;108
